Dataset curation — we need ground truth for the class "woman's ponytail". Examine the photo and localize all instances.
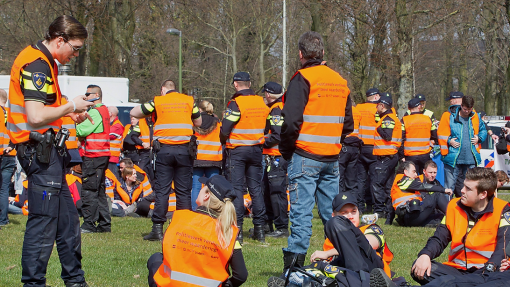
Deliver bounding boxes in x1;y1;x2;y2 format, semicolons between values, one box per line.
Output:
208;193;237;249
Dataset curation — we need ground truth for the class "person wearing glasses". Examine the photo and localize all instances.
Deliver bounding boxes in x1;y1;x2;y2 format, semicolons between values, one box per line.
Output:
6;15;93;287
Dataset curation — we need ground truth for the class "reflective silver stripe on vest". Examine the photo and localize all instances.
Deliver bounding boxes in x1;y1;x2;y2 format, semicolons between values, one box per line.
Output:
68;136;77;142
7;122;60;133
231;128;265;134
359;134;374;140
449;244;464;256
359;125;375;130
8;103;25;114
110;133;122;138
62;124;75;129
440;145;448;150
84;149;110;153
164;265;222;287
375;136;401;143
143;188;152;197
351;129;359;134
464;248;493;259
111;147;121;152
86;139;109;142
297;133;340;145
227;139;263;145
154;135;191;141
198;140;222;146
303;115;345;124
154;124;192;130
450;258;484;269
168;200;176;207
404;146;430;151
438;136;449;140
405;138;430;142
374;145;397;150
198;149;222;155
392;194;420;207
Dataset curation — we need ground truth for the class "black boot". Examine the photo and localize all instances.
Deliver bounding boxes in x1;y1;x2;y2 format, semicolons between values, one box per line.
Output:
237;227;243;245
385;210;395;226
282;250;306;271
143;223;164;241
66;282;89;287
251;224;266;243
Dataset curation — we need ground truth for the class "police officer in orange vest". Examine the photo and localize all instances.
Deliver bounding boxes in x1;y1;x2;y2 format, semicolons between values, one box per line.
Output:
339;102;362;196
147;175;247;287
411;167;510;285
391;161;452;227
356;88;381;214
0;88;17;227
261;81;289;238
107;106;124;180
279;31;353;270
401;98;437;173
372;93;402;225
131;79;202;241
403;94;436;121
78;85;111;233
221;72;269;243
7;15;93;287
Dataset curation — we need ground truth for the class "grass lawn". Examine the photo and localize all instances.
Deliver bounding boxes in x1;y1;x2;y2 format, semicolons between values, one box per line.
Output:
2;194;509;286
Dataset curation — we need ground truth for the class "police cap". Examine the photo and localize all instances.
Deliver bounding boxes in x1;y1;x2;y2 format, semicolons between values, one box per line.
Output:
408;98;421;109
447;91;464;100
232;72;250;83
366;88;380;97
377;93;393;107
414;94;426;101
332;192;358;212
198;175;237;202
263;82;283;94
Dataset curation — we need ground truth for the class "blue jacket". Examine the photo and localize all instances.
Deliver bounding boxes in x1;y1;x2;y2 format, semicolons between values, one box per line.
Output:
441;106;487;168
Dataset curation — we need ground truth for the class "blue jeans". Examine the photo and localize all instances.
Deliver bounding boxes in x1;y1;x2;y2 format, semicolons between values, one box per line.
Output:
0;156;16;225
444;163;474;197
284;153;339;255
191;166;220;210
8;204;23;214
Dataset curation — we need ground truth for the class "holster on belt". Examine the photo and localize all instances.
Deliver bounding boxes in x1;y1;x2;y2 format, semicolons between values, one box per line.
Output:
152;139;161;153
188;135;198;160
29;129;55;164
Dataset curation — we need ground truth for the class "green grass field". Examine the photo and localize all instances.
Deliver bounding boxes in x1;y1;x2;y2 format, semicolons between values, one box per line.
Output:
2;194;509;286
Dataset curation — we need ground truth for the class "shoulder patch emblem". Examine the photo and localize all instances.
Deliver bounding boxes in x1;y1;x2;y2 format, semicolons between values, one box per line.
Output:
224;108;232;118
32;72;46;90
370;225;383;235
504;212;510;224
272;115;281;125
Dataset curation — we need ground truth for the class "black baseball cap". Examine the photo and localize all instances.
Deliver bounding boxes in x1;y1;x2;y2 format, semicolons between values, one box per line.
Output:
263;82;283;94
232;72;250;83
198;175;237;202
366;88;379;97
408;98;421;109
414;94;426;101
332;192;358;212
447;91;464;100
377;93;393;107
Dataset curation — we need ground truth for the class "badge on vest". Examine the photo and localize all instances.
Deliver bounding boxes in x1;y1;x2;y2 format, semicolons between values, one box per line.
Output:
224;108;232;118
504;211;510;224
272;115;281;125
32;72;47;90
370;225;383;235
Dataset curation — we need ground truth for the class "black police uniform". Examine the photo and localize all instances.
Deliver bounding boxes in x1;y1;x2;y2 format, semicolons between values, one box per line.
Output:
137;117;155;184
339;130;362;194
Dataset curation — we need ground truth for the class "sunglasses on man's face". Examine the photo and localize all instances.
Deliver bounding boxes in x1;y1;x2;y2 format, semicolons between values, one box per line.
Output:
85;92;96;96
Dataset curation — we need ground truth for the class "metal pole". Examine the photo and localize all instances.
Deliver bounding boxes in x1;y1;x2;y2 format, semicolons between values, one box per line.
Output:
179;31;182;93
283;0;287;88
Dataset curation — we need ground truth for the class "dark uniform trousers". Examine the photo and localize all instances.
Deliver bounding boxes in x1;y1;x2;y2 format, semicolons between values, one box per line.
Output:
226;145;266;228
81;156;110;232
325;216;384;273
262;155;288;231
108;162;120;180
19;145;84;286
396;192;447;227
405;153;430;175
123;150;140;164
138;149;154;184
152;144;192;224
411;260;475;285
338;145;360;195
357;145;377;213
417;271;510;287
372;155;398;216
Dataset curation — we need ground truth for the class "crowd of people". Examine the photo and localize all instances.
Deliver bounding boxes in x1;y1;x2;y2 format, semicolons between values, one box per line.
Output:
3;15;510;287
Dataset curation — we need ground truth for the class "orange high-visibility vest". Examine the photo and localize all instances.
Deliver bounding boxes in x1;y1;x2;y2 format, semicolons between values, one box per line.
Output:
0;107;16;156
443;198;507;270
83;104;111;157
437;111;480;156
7;45;62;144
373;113;402;156
153;93;194;145
226;96;269;148
293;66;350;156
121;124;140;150
139;118;151;145
402;113;432;156
263;102;284;156
390;174;422;210
62;115;78;150
356;102;378;145
347;105;361;139
322;224;393;277
153;210;238;287
196;122;223;161
110;118;124;158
